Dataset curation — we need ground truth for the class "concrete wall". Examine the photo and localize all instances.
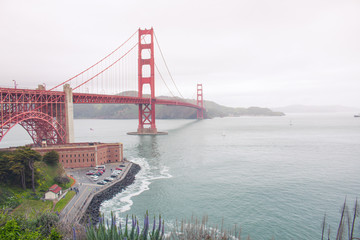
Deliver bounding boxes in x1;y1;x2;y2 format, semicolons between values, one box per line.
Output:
64;84;74;143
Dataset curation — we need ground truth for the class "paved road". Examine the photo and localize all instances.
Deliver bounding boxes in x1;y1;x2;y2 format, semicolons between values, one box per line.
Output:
59;161;130;224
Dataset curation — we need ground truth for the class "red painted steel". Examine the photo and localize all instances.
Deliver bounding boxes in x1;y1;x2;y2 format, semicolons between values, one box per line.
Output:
197;84;204;119
72;93;150;104
0;88;66;145
137;28;157;134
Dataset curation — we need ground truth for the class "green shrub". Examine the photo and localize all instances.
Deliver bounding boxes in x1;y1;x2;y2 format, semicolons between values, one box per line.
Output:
43;151;59;166
54;176;70;186
0;212;61;240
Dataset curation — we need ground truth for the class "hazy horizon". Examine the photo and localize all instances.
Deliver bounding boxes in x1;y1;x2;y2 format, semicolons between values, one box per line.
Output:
1;0;359;108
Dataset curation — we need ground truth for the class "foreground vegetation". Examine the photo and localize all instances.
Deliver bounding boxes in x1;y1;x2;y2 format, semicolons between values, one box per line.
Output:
67;199;359;240
83;212;164;240
0;211;62;239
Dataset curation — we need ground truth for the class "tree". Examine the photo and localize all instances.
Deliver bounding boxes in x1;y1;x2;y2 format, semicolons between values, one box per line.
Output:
9;155;26;190
14;147;41;192
0;155;11;183
43;150;59;166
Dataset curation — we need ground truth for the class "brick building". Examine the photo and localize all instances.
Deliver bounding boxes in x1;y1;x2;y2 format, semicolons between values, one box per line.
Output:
33;142;123;168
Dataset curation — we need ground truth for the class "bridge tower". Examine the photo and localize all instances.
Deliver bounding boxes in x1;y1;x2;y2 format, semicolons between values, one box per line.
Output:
197;84;204;119
137;28;158;134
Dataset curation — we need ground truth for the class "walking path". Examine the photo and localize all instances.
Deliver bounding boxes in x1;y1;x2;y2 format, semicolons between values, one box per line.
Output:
59;161;132;224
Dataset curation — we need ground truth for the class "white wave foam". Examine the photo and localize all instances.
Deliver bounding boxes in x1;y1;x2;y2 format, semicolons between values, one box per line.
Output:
100;157;172;214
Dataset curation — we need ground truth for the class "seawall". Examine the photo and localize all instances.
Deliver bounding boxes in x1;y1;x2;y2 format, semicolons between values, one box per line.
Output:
80;163;141;224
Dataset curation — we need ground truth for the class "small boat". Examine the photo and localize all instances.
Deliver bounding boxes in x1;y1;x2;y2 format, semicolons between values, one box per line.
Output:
354;114;360;118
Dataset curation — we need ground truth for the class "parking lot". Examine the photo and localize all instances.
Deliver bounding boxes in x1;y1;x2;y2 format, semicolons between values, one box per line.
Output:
60;160;131;223
66;161;129;186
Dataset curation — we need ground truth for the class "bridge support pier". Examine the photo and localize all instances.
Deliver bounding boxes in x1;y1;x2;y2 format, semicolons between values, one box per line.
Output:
137;102;157;134
64;84;75;143
197;84;204;119
128;28;167;135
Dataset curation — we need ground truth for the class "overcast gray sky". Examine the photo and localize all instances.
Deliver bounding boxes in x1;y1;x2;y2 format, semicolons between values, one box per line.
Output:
0;0;359;108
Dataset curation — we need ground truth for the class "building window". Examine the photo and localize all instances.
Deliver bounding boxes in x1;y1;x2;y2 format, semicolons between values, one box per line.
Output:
70;160;72;163
66;160;68;163
66;155;68;157
75;159;76;163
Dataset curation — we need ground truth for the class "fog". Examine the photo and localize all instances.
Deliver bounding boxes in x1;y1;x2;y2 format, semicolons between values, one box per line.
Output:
0;0;359;108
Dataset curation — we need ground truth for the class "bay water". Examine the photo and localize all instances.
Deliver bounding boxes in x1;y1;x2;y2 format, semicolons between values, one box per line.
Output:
2;113;360;239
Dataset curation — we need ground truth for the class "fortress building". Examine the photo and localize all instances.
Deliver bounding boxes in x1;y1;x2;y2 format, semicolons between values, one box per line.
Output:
33;142;123;168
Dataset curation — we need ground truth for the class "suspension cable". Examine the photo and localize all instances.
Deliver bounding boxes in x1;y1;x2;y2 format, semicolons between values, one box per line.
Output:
155;63;175;97
49;29;138;91
73;43;138;91
154;31;184;99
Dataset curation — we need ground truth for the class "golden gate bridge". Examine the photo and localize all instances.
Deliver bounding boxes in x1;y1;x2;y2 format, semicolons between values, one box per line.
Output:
0;28;204;145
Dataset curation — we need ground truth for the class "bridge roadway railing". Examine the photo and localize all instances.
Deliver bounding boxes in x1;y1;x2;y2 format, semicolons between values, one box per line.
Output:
72;93;203;110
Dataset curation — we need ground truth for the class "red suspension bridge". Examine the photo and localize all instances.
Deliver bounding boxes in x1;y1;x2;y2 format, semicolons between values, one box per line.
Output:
0;28;204;146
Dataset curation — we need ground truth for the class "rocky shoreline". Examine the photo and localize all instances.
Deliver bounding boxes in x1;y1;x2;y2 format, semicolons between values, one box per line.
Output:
81;163;141;224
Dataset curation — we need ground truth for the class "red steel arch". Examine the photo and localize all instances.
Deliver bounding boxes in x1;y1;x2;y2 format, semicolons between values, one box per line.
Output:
0;111;66;146
0;88;67;146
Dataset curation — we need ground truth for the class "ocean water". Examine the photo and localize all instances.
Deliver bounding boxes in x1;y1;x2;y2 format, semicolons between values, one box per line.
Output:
2;113;360;239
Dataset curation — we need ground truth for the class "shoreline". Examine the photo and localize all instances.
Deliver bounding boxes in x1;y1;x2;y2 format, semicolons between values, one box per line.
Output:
80;163;141;225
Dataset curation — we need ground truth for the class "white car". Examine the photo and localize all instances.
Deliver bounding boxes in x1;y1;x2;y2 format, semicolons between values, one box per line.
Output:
104;177;114;182
91;175;99;181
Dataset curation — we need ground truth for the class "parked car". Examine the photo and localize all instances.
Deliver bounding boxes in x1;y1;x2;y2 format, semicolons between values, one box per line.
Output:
115;168;122;171
104;177;114;182
86;171;94;175
95;165;106;170
119;164;125;167
92;176;99;181
97;180;106;185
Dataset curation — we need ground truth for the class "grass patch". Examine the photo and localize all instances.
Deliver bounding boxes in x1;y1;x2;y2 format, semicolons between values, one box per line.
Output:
63;177;75;189
54;190;76;213
0;184;44;210
12;199;53;218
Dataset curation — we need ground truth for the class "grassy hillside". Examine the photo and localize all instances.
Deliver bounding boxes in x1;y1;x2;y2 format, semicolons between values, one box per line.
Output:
0;161;73;212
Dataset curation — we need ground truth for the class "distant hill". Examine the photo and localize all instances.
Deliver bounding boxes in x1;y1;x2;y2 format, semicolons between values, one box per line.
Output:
272;105;360;113
74;93;285;119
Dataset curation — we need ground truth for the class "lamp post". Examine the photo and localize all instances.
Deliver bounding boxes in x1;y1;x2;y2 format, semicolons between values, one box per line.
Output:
12;80;17;89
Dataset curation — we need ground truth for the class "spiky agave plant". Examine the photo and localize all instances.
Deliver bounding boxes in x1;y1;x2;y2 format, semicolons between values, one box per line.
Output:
85;211;165;240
